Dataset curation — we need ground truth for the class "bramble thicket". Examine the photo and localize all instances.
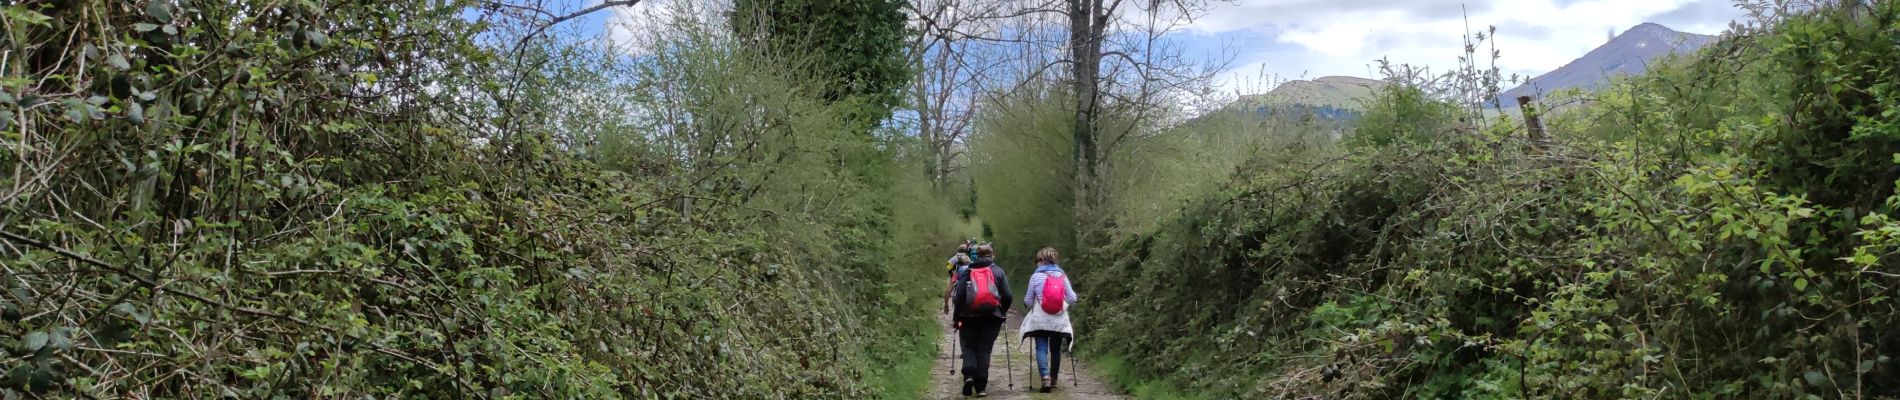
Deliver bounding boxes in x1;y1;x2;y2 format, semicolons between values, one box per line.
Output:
1;0;956;398
1054;3;1900;398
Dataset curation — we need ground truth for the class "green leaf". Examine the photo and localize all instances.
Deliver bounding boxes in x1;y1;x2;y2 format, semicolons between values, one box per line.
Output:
63;99;88;122
48;328;73;351
6;8;52;26
1802;370;1832;388
127;101;146;124
0;92;14;104
306;31;329;48
21;331;48;352
106;53;131;70
112;303;150;324
1793;278;1808;291
145;2;173;22
133;23;160;32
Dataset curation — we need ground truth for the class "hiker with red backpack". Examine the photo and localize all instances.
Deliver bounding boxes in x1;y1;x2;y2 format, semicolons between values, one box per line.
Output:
1019;247;1077;393
951;244;1013;397
943;241;975;315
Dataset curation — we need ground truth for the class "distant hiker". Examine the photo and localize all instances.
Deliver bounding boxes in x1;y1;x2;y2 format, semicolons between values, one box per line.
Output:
1019;247;1077;393
947;241;973;277
943;252;972;314
952;244;1013;397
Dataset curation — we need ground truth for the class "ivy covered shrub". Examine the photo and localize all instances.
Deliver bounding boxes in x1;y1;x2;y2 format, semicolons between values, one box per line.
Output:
0;0;953;398
1078;3;1900;399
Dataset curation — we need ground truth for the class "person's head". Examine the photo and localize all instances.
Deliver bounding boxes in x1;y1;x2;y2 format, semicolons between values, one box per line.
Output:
953;253;972;267
1035;247;1059;266
957;242;970;253
974;244;995;259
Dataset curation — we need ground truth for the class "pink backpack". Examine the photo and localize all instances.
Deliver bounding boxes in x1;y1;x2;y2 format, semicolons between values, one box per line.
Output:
1039;273;1067;314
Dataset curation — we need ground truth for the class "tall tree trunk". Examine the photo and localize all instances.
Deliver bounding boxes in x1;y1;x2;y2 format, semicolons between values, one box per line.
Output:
921;101;941;184
938;138;955;187
1069;0;1108;252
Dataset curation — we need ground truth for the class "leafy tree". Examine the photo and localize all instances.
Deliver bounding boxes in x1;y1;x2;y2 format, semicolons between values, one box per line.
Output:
1348;85;1463;148
732;0;910;126
969;88;1075;279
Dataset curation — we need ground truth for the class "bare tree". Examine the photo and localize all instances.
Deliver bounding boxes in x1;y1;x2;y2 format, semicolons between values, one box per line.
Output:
905;0;1013;185
907;0;1226;248
1059;0;1226;248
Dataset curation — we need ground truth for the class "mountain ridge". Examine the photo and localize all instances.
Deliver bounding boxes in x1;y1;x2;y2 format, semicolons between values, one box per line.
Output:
1500;23;1717;102
1210;23;1715;119
1234;76;1386;111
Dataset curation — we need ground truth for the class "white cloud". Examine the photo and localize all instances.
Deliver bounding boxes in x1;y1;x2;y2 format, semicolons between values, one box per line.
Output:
1184;0;1745;93
597;0;731;53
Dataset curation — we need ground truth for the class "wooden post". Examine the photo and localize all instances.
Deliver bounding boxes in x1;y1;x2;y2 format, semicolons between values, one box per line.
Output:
1516;95;1546;141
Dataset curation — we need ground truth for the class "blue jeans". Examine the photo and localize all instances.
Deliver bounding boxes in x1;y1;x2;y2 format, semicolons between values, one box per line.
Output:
1032;335;1066;380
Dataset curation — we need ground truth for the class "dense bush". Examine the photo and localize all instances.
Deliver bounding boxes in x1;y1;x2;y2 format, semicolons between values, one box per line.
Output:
968;89;1076;270
969;86;1336;270
1079;3;1900;399
0;1;957;398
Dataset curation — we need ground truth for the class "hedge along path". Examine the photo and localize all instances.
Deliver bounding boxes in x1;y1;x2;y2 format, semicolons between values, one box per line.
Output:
932;309;1129;399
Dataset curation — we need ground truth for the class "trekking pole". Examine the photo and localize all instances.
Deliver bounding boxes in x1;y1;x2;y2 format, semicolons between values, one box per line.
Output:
1006;334;1014;390
949;328;958;375
1070;337;1078;388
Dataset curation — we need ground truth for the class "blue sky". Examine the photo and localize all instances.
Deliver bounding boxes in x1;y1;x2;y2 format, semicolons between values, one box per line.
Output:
559;0;1746;94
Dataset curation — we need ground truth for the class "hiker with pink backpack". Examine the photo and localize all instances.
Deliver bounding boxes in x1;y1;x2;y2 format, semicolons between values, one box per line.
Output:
1019;247;1077;393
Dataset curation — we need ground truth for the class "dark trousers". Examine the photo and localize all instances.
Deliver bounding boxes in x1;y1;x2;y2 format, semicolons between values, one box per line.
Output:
957;316;1005;391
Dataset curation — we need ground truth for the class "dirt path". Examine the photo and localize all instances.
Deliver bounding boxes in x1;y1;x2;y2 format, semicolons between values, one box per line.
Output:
930;310;1129;399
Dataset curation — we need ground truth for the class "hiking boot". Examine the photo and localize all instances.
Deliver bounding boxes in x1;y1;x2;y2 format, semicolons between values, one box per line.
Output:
1041;377;1053;393
975;391;988;398
961;378;974;396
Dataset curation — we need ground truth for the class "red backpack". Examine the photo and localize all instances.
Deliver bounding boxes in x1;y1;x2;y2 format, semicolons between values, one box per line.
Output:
1039;273;1067;314
963;267;1001;312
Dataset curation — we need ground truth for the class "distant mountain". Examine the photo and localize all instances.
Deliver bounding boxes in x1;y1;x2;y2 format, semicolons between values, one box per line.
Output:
1214;76;1386;123
1235;76;1386;112
1501;23;1716;102
1180;76;1385;134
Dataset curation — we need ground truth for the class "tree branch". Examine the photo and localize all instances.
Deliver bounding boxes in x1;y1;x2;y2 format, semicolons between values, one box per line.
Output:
499;0;644;143
519;0;644;48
